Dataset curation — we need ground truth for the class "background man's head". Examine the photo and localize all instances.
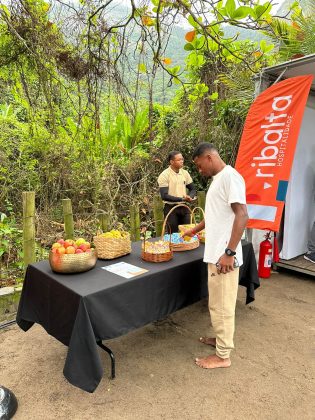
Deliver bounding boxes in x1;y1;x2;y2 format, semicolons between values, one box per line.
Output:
168;151;184;171
192;143;223;177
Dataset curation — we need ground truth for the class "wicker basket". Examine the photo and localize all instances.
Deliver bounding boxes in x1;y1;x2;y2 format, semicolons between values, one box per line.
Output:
179;206;206;243
162;204;199;252
49;248;98;274
93;233;131;260
141;248;173;263
141;224;173;263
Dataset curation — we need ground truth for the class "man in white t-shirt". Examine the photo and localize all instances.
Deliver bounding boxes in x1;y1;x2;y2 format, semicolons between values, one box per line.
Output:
182;143;248;369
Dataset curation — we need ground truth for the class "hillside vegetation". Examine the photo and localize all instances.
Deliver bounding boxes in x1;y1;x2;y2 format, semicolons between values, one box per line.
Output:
0;0;314;285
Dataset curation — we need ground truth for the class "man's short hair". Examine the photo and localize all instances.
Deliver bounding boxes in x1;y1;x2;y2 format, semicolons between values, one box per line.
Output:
192;143;217;160
168;151;182;162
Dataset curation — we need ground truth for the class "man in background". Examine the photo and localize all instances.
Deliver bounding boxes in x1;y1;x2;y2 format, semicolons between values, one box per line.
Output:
158;151;196;233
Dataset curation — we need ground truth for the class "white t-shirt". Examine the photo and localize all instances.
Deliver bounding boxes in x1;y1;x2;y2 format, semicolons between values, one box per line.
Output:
204;165;246;266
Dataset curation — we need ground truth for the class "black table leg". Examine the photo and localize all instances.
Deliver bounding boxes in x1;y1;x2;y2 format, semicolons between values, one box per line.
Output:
96;341;116;379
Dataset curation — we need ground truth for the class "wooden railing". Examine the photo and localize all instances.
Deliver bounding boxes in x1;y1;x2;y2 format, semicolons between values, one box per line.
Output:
22;191;206;267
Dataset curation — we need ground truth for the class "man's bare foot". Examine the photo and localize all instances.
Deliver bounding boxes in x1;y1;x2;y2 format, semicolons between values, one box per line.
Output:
199;337;216;347
195;354;231;369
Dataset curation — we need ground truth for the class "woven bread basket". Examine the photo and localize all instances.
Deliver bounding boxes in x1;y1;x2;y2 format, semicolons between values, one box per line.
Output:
93;232;131;260
179;206;205;243
141;248;173;263
162;204;199;252
49;248;98;273
141;223;173;263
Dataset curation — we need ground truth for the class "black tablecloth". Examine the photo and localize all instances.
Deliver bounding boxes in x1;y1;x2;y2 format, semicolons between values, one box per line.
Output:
16;241;259;392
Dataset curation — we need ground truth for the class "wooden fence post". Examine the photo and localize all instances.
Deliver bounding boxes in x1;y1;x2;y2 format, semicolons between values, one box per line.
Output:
23;191;36;267
197;191;206;211
62;198;74;239
153;195;164;237
130;205;140;242
98;213;109;232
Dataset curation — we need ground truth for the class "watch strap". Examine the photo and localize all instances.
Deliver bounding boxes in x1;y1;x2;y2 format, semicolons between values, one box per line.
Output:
225;248;236;256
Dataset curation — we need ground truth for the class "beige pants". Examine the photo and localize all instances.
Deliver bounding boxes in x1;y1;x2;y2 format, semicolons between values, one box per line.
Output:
208;263;239;359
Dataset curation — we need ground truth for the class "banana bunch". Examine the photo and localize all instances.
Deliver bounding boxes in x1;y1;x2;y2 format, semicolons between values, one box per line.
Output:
100;230;129;239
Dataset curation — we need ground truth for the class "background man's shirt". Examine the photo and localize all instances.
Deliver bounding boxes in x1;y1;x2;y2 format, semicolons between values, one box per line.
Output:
158;167;193;204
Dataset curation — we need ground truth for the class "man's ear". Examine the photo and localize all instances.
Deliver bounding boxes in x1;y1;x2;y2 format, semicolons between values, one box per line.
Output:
206;153;212;162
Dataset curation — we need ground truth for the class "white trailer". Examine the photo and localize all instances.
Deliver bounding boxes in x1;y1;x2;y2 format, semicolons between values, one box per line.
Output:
251;54;315;276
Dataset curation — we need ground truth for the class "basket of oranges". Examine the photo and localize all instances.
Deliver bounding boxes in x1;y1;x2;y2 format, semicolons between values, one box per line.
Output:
49;238;97;274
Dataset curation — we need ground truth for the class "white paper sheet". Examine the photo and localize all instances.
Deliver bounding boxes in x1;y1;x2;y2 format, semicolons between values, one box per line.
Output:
101;262;148;279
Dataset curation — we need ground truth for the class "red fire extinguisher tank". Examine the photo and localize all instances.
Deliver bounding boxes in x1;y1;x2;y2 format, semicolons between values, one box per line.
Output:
258;233;273;278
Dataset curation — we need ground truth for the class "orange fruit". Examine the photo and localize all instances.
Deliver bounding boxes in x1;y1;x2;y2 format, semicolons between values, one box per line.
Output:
64;240;75;248
79;244;88;252
66;246;76;254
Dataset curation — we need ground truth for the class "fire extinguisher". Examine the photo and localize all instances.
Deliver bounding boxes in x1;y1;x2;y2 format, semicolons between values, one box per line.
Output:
258;232;273;278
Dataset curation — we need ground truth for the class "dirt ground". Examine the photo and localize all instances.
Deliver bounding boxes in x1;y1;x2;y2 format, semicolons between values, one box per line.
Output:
0;270;314;420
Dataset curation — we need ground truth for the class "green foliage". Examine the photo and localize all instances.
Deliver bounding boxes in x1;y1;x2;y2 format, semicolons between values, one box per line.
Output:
0;204;49;286
188;83;209;104
0;209;23;271
102;106;149;152
219;0;252;20
0;0;314;287
263;0;315;61
0;115;40;203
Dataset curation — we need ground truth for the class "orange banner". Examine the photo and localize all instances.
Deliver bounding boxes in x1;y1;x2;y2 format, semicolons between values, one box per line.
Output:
235;75;313;232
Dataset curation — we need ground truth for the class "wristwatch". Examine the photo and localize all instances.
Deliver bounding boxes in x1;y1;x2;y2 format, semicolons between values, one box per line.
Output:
225;248;236;257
